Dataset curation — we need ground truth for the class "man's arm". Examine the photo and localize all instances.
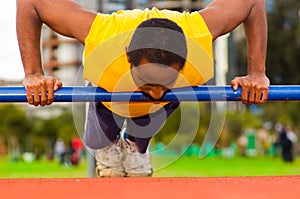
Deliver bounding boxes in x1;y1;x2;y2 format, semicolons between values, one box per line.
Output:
199;0;269;104
17;0;96;106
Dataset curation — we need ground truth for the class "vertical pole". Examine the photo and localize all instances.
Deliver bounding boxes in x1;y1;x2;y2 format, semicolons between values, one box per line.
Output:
74;0;100;178
215;33;229;86
84;83;95;177
214;33;229;111
214;33;229;151
86;147;96;177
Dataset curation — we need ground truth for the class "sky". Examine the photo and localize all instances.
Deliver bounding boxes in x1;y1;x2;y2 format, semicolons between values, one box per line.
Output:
0;1;24;81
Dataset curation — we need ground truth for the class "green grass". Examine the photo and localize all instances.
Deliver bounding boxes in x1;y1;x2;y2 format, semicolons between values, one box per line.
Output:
0;157;87;178
0;155;300;178
152;156;300;177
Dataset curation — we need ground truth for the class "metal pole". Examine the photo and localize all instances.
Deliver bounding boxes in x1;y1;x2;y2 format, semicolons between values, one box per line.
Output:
1;86;300;102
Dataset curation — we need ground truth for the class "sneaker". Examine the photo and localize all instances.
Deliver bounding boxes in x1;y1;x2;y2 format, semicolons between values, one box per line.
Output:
94;136;125;177
121;132;153;177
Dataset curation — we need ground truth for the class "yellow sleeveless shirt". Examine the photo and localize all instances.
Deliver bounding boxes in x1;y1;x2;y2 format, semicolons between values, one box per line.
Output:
83;8;214;117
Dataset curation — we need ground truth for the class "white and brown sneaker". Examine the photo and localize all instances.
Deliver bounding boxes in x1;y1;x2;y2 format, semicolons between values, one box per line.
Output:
121;132;153;177
95;137;125;177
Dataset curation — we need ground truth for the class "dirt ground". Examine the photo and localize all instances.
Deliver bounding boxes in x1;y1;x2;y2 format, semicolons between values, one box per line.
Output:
1;176;300;199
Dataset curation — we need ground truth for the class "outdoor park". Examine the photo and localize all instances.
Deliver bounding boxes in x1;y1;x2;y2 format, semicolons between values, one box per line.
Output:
1;0;300;198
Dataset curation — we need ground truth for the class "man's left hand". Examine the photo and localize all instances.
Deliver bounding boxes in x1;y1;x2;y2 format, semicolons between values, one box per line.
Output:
230;74;270;105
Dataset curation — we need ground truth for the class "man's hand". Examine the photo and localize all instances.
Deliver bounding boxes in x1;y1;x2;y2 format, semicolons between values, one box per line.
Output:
230;74;270;105
23;75;63;106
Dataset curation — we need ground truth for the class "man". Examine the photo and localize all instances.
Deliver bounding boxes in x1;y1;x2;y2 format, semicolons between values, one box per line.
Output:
17;0;270;177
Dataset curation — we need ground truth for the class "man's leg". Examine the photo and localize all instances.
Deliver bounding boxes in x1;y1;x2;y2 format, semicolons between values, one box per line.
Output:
84;101;124;148
127;101;180;152
84;102;126;177
123;101;180;176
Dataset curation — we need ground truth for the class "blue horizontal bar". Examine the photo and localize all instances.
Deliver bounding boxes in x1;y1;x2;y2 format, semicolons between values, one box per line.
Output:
0;85;299;102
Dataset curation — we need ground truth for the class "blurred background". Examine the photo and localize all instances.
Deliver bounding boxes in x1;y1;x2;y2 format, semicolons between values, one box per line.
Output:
0;0;300;178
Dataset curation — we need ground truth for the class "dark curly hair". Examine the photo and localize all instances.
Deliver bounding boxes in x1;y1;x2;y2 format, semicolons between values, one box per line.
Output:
127;18;187;69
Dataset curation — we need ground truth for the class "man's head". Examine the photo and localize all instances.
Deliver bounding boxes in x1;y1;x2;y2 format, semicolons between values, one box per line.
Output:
126;18;187;99
127;18;187;69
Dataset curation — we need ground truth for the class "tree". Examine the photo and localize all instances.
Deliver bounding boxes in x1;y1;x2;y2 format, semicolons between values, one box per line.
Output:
266;0;300;84
33;110;78;153
0;104;32;151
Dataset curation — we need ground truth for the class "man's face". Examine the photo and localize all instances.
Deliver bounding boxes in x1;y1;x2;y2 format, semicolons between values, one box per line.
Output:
131;57;181;100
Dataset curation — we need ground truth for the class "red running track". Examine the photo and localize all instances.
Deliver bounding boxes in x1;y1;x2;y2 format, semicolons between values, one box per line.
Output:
1;176;300;199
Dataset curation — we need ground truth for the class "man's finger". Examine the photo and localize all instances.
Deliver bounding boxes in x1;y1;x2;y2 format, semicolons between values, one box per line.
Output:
54;80;63;91
248;87;256;104
40;81;47;106
47;80;55;105
25;85;34;105
230;79;239;91
260;88;269;104
241;87;249;104
33;84;41;106
254;88;263;104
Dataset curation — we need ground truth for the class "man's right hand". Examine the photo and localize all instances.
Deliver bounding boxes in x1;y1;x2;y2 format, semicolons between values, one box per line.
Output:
23;75;63;106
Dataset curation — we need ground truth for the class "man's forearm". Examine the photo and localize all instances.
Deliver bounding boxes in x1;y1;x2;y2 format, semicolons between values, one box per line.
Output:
17;0;44;77
244;0;267;76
